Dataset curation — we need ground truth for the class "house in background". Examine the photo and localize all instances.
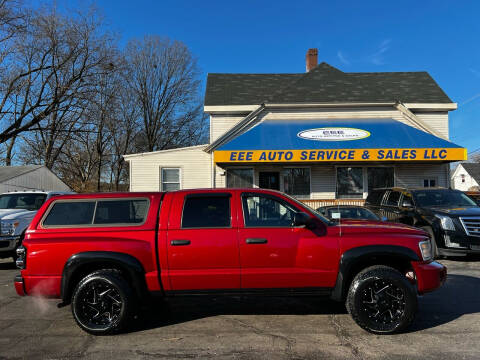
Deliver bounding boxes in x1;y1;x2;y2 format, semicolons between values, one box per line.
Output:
124;49;466;206
451;163;480;191
0;165;70;193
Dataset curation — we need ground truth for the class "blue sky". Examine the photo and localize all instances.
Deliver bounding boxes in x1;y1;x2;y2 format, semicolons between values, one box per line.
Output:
55;0;479;154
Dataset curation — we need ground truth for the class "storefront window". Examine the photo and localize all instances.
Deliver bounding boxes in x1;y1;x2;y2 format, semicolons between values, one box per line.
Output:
367;167;394;192
227;168;254;188
336;167;363;199
283;168;310;199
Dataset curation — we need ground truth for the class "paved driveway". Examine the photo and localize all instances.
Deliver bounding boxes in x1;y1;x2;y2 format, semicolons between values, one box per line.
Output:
1;258;480;360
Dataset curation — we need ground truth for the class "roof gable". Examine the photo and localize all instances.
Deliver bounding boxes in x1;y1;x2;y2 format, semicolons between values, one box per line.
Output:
205;62;453;106
460;163;480;184
0;165;43;183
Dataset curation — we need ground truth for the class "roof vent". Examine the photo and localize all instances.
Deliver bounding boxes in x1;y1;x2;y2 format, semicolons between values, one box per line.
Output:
306;48;318;72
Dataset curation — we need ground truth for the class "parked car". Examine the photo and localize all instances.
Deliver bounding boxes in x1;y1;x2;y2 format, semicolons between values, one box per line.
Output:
317;205;382;221
365;187;480;257
15;189;445;335
0;191;72;262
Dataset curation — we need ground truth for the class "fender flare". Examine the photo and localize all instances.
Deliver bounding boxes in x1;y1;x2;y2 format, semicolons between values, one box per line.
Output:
330;245;420;301
61;251;147;303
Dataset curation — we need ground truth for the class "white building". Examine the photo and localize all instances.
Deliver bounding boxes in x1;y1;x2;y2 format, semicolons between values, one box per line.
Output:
451;163;480;191
124;49;466;206
0;165;70;193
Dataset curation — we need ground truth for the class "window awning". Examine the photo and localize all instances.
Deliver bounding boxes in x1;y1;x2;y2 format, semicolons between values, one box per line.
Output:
214;118;466;163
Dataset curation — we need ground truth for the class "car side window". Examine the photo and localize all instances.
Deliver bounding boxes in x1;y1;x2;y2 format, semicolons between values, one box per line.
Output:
94;199;149;224
181;195;231;228
242;193;297;227
42;198;150;227
386;191;401;206
43;201;95;226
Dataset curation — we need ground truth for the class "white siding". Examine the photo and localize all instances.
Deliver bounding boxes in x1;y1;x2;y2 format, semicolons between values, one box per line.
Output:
128;146;212;192
0;166;70;192
413;111;449;139
395;163;450;188
210;115;247;143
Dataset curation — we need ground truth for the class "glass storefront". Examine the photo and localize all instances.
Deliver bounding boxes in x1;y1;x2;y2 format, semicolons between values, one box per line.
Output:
226;168;254;188
336;167;363;199
283;168;310;199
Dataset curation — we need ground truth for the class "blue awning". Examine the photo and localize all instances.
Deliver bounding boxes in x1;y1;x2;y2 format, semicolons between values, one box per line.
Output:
214;118;466;163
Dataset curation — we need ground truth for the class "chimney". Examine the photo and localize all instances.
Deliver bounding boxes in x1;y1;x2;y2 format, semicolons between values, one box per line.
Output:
306;48;318;72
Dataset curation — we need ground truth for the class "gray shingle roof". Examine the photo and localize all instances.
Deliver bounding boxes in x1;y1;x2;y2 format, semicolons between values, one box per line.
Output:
205;62;453;106
461;163;480;184
0;165;43;183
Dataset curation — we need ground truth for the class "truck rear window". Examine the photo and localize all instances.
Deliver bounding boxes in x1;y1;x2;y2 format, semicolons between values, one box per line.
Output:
181;196;231;228
42;198;149;227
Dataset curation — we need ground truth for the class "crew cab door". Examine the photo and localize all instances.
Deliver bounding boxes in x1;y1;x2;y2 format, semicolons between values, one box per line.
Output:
166;191;240;290
238;192;338;289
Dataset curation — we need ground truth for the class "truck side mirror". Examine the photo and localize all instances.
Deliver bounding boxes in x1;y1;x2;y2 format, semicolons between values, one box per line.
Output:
293;212;315;229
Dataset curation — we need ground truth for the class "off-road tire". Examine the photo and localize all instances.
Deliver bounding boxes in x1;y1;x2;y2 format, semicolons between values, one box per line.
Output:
346;265;417;334
420;226;440;259
71;269;136;335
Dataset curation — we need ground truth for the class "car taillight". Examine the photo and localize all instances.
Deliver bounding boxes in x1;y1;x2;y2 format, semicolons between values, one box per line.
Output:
16;246;26;269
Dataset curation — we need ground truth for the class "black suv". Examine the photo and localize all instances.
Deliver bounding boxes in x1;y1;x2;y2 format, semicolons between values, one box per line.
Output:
365;187;480;257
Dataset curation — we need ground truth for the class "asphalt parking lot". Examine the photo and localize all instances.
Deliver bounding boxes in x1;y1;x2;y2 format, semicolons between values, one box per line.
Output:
1;258;480;360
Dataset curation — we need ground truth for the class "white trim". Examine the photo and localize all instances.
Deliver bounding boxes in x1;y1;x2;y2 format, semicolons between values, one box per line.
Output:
123;144;208;159
404;103;457;110
204;105;259;114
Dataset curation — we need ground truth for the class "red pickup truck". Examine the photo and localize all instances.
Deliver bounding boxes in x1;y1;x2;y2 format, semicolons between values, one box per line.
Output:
14;189;446;335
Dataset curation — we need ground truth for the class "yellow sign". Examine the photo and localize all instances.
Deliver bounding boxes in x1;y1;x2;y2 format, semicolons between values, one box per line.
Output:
214;148;467;163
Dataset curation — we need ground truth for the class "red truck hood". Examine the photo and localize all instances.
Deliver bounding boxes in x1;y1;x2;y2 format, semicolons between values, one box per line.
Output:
334;219;426;236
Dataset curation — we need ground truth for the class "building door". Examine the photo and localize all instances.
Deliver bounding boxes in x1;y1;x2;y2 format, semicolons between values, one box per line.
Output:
259;172;280;190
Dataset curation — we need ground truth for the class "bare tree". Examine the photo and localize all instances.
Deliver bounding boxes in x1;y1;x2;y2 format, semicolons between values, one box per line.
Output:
0;5;116;163
106;82;139;190
125;36;207;153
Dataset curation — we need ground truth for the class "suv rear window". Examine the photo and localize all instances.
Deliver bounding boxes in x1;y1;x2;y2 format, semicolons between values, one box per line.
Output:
42;198;149;227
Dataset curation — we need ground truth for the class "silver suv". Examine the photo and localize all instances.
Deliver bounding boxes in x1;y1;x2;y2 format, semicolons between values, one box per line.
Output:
0;191;72;262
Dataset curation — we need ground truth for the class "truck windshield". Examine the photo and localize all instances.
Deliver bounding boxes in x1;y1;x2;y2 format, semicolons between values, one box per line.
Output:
413;190;477;208
0;193;47;211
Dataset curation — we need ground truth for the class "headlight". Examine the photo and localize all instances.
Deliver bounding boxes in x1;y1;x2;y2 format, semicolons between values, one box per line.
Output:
435;215;455;231
1;220;19;236
419;240;433;261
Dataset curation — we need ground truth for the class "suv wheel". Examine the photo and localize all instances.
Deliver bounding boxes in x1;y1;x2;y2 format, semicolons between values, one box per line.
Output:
420;226;439;259
346;265;417;334
71;270;135;335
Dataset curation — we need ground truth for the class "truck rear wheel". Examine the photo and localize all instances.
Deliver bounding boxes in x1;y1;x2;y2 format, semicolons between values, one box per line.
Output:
346;265;417;334
71;270;135;335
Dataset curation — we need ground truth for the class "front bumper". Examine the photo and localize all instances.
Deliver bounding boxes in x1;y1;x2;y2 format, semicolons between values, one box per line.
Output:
0;235;21;254
412;261;447;294
438;230;480;255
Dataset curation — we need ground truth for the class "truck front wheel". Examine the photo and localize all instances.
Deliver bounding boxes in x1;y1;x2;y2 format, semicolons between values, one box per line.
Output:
346;265;417;334
71;270;135;335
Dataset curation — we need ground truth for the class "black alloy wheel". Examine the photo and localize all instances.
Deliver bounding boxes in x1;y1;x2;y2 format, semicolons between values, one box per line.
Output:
359;279;406;326
346;265;417;334
71;270;135;335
